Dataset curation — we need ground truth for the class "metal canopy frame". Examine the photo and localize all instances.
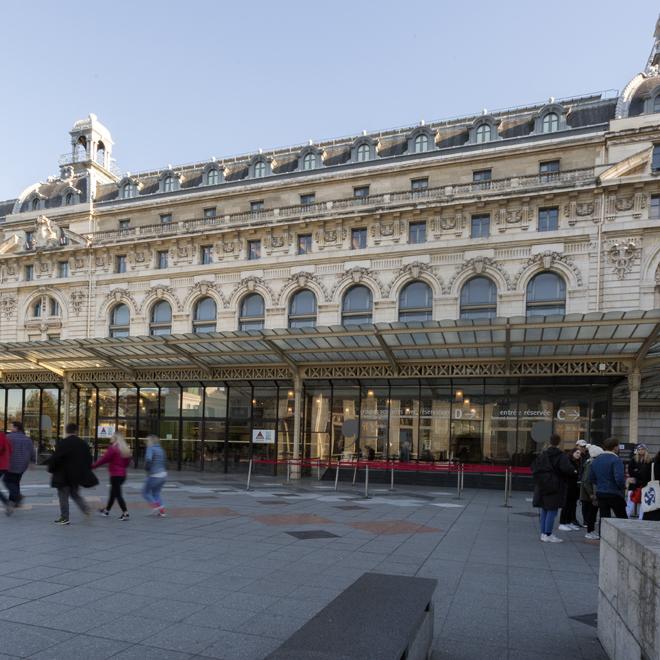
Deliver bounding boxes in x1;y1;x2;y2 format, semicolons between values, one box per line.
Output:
0;310;659;384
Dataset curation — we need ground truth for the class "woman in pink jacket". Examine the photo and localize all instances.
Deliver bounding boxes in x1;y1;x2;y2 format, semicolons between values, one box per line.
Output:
92;432;132;520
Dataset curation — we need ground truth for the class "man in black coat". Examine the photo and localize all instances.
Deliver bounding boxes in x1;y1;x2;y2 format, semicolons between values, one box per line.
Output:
532;433;577;543
47;422;96;525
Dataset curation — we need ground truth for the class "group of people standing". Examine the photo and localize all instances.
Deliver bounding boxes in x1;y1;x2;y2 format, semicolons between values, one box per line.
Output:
0;422;169;524
533;434;660;543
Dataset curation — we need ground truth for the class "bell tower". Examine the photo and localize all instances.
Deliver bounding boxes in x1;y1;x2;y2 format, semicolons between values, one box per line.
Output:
61;113;116;182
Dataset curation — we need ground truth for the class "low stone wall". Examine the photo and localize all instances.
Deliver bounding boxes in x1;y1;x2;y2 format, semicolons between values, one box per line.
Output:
598;519;660;660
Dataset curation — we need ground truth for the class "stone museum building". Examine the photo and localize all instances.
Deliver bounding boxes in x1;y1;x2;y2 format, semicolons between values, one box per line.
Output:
2;20;660;473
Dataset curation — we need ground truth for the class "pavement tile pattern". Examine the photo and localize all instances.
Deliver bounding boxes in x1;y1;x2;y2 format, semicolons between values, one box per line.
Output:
0;467;607;659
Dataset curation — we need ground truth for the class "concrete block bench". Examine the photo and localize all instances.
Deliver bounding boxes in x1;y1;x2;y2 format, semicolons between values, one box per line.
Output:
266;572;437;660
598;519;660;660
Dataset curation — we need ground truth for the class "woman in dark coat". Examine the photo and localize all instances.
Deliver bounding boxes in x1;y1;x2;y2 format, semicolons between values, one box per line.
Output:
532;433;578;543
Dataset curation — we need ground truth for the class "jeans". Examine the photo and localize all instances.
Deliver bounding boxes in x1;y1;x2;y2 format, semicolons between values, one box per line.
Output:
2;472;23;504
106;476;127;512
581;500;598;533
57;486;89;519
143;477;165;508
540;508;558;535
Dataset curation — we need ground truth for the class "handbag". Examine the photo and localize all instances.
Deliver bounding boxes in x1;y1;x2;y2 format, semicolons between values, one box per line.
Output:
630;487;642;504
641;464;660;515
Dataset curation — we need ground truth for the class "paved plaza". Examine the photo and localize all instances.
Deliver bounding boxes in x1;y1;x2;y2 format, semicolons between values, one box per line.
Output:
0;467;606;659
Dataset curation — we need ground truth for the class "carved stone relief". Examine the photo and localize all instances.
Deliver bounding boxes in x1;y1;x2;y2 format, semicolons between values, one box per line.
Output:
606;239;640;279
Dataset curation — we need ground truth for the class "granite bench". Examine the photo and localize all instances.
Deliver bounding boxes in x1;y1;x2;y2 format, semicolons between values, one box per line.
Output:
266;572;437;660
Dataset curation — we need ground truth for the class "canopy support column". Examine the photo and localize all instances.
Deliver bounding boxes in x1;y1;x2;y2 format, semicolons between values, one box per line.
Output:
62;375;71;427
628;369;641;445
292;371;303;480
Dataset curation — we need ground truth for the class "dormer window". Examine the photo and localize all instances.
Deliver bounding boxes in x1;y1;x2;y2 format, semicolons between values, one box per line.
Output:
65;193;74;205
163;175;175;192
542;112;559;133
475;124;491;144
414;134;429;153
122;182;137;199
356;144;371;162
206;168;220;185
254;161;267;178
654;95;660;114
303;153;317;170
31;197;40;211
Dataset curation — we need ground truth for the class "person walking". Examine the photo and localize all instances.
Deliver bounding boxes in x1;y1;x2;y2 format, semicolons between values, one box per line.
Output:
142;435;167;517
532;433;578;543
3;421;36;514
558;448;582;531
589;437;628;528
47;422;97;525
579;444;602;540
0;429;12;512
627;444;653;518
93;432;132;521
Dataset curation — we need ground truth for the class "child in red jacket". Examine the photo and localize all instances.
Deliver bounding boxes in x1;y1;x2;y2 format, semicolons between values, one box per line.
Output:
92;433;132;520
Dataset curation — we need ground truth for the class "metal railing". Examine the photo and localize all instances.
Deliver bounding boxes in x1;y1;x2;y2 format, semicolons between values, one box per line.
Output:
88;167;595;245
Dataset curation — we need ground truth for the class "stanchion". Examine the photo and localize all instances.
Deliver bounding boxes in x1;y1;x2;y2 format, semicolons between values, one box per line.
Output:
334;460;341;491
352;459;359;486
286;458;291;483
454;464;462;500
460;465;465;494
501;468;512;508
317;458;322;481
364;464;370;499
246;459;253;491
389;463;395;491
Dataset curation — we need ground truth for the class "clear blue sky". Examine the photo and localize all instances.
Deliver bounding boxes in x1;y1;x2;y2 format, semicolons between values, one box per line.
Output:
0;0;657;200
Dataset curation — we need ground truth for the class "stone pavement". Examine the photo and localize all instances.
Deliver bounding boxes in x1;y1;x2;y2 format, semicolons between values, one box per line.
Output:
0;467;606;659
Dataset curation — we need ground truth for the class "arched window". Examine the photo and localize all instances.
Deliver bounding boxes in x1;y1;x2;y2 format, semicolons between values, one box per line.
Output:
341;285;373;325
65;192;74;205
109;304;130;337
75;136;87;160
459;277;497;319
414;134;429;153
526;272;566;317
193;297;217;333
32;300;42;318
149;300;172;336
653;95;660;114
31;197;40;211
96;141;106;166
206;168;220;185
49;298;61;317
398;281;433;321
356;143;371;162
122;183;136;199
163;176;175;193
254;161;266;178
542;112;559;133
303;153;317;170
239;293;265;330
475;124;491;144
288;290;317;328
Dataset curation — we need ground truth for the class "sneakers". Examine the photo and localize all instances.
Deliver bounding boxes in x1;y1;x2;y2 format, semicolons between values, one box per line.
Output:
119;513;130;521
98;509;109;517
53;517;70;525
157;507;167;518
568;523;582;531
541;534;563;543
585;531;600;540
4;502;14;517
557;524;574;531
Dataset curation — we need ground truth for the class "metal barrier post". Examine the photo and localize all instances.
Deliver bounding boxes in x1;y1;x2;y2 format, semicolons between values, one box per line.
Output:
455;465;462;500
460;465;465;495
246;459;253;491
364;464;370;499
352;459;359;486
286;458;291;483
334;460;340;491
389;463;395;491
317;458;322;481
502;468;512;508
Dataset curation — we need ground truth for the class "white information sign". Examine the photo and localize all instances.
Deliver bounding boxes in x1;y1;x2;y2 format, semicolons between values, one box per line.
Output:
252;429;275;444
97;424;116;438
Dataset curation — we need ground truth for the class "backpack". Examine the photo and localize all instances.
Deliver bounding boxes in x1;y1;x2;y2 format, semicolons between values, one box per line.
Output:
532;451;560;495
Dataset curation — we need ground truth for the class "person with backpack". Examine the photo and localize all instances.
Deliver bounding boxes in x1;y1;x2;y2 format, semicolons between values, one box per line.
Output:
142;435;167;517
532;433;578;543
92;432;132;521
589;436;628;525
579;444;602;540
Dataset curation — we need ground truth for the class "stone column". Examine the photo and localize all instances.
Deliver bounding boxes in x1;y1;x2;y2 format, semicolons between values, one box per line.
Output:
628;369;641;444
62;374;71;428
291;371;302;479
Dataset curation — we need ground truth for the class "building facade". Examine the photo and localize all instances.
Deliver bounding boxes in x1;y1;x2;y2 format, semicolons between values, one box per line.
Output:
2;20;660;471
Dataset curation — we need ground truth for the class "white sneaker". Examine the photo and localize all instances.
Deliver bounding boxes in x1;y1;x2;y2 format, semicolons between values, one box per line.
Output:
568;523;581;531
546;534;563;543
558;524;573;531
540;534;550;542
585;531;600;540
